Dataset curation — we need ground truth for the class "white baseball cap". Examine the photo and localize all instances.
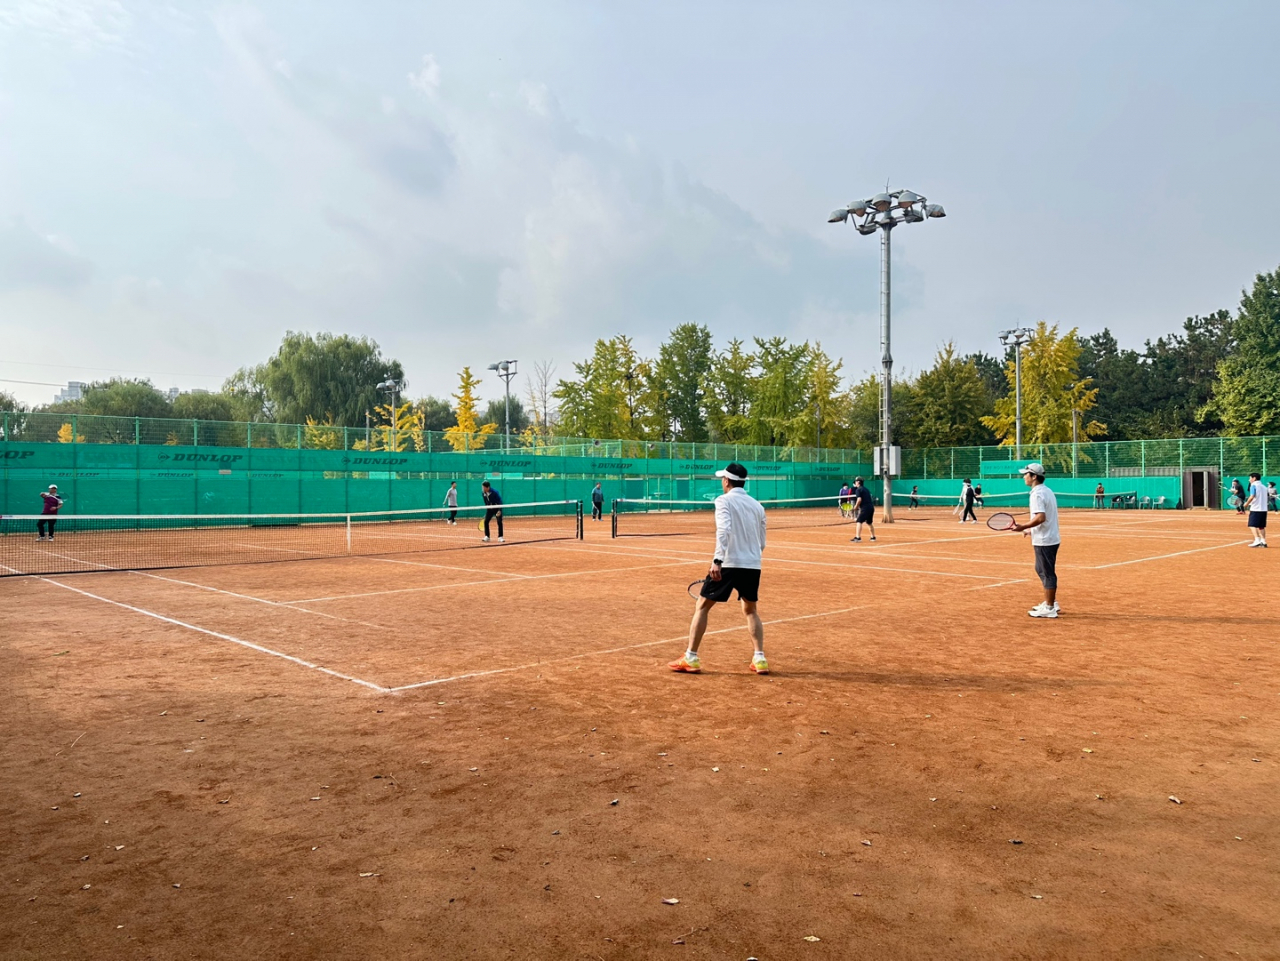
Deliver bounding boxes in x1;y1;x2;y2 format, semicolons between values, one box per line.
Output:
1019;462;1046;477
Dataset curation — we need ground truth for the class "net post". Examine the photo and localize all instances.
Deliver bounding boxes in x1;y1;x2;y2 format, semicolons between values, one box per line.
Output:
576;500;584;539
346;514;352;553
611;499;618;538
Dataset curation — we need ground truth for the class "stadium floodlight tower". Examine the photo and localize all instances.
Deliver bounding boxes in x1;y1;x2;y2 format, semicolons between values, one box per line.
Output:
997;327;1034;458
487;359;518;451
829;189;946;522
377;378;404;452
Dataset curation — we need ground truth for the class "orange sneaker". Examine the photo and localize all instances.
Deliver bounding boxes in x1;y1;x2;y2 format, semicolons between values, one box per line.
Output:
668;654;702;673
749;656;770;675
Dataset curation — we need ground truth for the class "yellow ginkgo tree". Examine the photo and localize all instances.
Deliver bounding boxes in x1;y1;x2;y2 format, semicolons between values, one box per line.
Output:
444;367;497;452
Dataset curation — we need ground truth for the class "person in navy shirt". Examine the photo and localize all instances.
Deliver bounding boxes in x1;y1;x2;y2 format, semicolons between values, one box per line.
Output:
481;481;504;543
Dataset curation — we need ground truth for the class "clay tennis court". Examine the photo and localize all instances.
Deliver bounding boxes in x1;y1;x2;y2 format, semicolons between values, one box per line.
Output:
2;506;1277;959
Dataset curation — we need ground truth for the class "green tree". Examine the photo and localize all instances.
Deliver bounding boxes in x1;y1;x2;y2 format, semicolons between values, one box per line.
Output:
653;323;713;442
237;331;404;427
1205;267;1280;435
747;336;807;446
221;367;269;422
0;390;23;412
847;374;915;454
784;343;850;448
418;395;456;433
172;391;236;423
480;396;531;436
906;344;995;448
553;336;651;439
981;322;1105;445
703;339;755;443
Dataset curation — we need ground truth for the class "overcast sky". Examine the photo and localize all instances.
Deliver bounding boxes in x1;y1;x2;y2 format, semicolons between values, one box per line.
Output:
2;1;1279;408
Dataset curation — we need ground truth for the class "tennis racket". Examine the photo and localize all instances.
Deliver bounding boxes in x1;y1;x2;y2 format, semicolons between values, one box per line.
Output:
1228;494;1243;508
477;508;503;532
688;578;709;600
986;511;1025;531
839;501;855;519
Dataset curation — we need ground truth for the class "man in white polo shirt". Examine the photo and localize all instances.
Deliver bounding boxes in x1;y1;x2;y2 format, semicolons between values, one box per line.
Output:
1009;462;1061;618
670;462;770;675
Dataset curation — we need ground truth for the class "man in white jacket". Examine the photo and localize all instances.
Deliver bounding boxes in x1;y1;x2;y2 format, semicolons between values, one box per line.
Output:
670;462;770;675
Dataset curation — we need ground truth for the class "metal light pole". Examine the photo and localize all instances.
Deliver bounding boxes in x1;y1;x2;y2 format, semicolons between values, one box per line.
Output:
815;401;821;453
830;189;946;522
377;379;403;451
487;360;518;451
997;327;1033;459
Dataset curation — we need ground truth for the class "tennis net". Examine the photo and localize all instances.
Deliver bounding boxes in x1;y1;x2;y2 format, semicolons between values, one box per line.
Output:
612;495;857;538
0;500;584;577
889;490;1142;511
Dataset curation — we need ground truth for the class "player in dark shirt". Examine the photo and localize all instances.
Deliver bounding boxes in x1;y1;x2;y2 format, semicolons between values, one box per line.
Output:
38;485;63;540
481;481;504;543
849;477;877;543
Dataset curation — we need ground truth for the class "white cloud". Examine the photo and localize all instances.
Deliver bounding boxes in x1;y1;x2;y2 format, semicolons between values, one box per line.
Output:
0;0;131;50
408;53;440;96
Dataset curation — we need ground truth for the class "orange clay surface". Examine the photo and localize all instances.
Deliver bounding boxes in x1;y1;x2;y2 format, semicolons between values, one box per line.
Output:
2;506;1277;960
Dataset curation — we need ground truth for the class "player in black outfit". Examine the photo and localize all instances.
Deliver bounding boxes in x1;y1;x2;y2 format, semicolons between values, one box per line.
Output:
960;478;978;523
481;481;504;542
849;476;877;543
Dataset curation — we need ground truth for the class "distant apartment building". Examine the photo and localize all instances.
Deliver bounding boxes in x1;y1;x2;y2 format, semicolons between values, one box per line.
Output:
54;381;87;404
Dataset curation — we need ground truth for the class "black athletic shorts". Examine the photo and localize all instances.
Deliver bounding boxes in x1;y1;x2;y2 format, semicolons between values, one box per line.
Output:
700;567;761;603
1248;511;1268;529
1033;543;1060;590
856;507;875;524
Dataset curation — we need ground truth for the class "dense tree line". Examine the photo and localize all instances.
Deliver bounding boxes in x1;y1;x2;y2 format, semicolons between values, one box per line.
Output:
8;265;1279;448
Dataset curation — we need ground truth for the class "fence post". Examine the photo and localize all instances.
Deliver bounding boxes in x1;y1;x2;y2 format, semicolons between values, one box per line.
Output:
1263;437;1268;477
1220;436;1225;476
1179;438;1184;474
72;414;78;444
134;416;140;445
1141;439;1146;476
1105;443;1110;477
193;419;199;447
297;424;303;450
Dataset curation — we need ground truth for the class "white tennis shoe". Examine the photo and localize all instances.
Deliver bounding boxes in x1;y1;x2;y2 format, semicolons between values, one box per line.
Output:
482;536;490;542
1028;602;1058;619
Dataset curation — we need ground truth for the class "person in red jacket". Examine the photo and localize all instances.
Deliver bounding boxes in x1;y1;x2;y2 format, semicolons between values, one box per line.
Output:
38;484;63;540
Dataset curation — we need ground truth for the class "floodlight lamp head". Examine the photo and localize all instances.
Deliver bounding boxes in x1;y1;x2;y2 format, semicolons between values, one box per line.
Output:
897;190;920;207
487;363;500;371
828;208;850;223
849;200;870;217
871;193;893;212
925;204;946;218
902;208;925;223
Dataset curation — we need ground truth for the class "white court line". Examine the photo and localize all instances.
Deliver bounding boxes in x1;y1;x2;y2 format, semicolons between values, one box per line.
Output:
288;559;693;603
38;578;389;693
127;571;393;631
386;603;872;692
553;539;1005;581
363;556;535;578
1088;540;1247;569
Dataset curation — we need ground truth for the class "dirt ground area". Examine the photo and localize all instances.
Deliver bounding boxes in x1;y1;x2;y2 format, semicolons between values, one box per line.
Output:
2;507;1277;960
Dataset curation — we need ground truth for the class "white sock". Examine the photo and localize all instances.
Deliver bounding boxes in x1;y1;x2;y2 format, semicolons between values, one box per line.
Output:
753;652;766;661
686;649;699;660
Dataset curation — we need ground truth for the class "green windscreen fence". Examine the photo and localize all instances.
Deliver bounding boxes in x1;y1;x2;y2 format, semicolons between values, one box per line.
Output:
0;441;867;519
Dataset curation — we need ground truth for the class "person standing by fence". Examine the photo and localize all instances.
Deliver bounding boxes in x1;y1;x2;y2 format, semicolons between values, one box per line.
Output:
37;484;62;540
443;481;458;524
1095;482;1105;509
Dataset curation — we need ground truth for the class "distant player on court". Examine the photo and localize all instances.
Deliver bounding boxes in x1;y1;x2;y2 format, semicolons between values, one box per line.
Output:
670;462;769;675
591;482;604;521
1244;472;1268;548
909;485;919;510
959;478;978;523
1094;482;1105;509
443;481;459;524
839;482;852;511
481;481;504;543
1009;462;1060;618
849;476;876;542
37;484;62;540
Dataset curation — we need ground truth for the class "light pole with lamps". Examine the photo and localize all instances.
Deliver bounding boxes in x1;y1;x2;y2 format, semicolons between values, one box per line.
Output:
487;360;518;451
377;378;403;451
997;327;1033;459
829;189;946;522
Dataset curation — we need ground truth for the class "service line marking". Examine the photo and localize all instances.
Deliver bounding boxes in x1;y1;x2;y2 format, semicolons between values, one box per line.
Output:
127;571;393;631
38;578;389;693
288;559;692;603
1088;540;1248;569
